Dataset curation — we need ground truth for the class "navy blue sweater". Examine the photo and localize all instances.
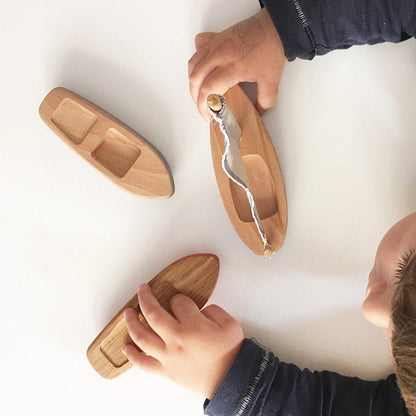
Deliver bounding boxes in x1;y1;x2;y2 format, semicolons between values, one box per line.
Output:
204;339;408;415
261;0;416;60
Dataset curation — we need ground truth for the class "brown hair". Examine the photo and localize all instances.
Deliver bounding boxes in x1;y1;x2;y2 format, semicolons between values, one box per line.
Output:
391;252;416;415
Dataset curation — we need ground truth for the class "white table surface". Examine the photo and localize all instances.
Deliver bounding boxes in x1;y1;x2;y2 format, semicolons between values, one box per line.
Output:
2;0;416;414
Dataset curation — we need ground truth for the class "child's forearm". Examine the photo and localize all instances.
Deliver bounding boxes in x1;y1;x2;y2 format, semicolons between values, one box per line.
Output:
261;0;416;61
205;338;406;416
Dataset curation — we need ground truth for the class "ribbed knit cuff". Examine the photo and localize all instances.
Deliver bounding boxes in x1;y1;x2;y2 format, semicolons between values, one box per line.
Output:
261;0;316;60
204;338;279;416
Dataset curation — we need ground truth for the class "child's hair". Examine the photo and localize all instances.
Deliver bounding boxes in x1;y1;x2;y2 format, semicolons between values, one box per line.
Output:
392;251;416;416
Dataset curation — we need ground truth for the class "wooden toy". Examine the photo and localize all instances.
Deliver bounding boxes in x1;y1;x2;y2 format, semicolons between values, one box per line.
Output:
87;253;219;379
208;85;287;256
39;87;174;198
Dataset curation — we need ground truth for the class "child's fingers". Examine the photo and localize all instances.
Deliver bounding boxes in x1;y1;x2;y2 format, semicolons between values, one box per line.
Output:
188;47;210;77
255;79;279;115
124;309;166;357
195;32;215;50
196;67;240;120
201;304;236;328
138;284;179;339
170;294;200;323
122;344;163;374
189;53;226;105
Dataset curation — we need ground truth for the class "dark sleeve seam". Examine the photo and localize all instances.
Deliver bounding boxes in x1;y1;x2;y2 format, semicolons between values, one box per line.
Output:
314;34;407;54
291;0;318;58
234;350;273;415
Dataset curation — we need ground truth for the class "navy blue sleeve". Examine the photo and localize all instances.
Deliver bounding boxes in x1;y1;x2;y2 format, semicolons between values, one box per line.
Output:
260;0;416;60
204;338;409;416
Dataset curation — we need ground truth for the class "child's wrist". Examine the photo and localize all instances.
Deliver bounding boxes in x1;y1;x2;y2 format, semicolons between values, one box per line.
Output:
206;339;244;399
259;8;287;63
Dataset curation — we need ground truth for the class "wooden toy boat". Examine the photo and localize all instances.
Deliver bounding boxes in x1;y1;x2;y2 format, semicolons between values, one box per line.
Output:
209;85;287;256
39;87;174;198
87;253;219;379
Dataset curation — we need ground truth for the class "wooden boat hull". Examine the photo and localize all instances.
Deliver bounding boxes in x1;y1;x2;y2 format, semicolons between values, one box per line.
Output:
39;87;174;198
210;85;287;256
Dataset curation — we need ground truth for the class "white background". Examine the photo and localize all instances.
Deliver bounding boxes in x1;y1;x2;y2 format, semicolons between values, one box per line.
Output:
1;0;416;415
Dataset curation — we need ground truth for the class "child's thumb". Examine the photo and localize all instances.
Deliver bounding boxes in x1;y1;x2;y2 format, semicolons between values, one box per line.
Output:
255;81;279;115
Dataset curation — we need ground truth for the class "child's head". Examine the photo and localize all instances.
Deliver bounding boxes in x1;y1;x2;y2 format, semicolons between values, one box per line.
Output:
362;212;416;414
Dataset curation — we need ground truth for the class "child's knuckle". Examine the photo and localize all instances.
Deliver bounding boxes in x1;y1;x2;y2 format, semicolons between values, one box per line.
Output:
171;293;187;306
168;338;185;355
188;70;199;85
199;83;212;97
226;317;241;331
146;307;162;323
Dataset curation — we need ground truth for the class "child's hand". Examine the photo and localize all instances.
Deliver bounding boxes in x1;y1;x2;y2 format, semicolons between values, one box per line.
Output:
188;9;286;120
123;284;244;399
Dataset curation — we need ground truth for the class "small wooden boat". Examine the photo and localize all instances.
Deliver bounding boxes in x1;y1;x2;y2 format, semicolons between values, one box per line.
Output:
209;85;287;256
87;253;219;379
39;87;174;198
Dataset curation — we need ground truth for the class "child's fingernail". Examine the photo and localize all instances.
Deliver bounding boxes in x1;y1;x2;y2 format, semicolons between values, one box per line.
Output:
139;283;149;291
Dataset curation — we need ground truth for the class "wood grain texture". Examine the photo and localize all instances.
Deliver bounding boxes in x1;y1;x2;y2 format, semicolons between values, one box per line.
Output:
39;87;174;198
87;253;219;379
210;85;287;256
